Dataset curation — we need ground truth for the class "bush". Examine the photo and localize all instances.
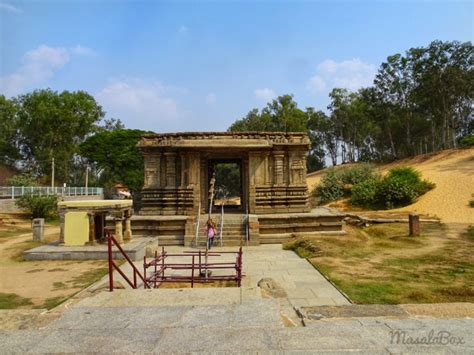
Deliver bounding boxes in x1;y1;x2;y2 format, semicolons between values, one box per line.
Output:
459;135;474;147
384;167;434;196
375;167;435;209
315;164;434;209
15;193;58;219
376;175;417;209
339;164;378;185
314;170;344;204
314;164;378;204
470;200;474;208
6;173;38;187
350;178;380;206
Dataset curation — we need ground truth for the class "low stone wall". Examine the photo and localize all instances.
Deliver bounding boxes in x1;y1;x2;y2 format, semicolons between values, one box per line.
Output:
0;195;103;214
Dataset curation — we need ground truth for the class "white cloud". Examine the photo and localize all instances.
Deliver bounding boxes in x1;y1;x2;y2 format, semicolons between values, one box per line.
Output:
254;88;276;102
96;79;182;130
206;93;217;106
0;44;95;97
70;45;97;57
307;58;376;93
0;2;21;14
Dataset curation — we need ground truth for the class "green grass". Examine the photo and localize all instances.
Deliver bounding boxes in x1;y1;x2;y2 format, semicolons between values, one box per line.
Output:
42;296;70;310
52;281;68;290
284;223;474;304
69;267;109;288
0;293;33;309
0;227;31;239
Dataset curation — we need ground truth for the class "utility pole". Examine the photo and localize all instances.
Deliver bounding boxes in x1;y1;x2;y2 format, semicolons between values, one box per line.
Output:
85;165;90;195
51;157;55;188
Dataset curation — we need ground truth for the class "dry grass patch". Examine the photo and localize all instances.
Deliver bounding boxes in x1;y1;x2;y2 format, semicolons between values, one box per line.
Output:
0;217;109;309
284;223;473;304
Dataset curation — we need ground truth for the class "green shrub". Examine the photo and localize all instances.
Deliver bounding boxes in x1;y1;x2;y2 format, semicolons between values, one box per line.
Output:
351;178;380;206
339;164;378;185
314;170;345;203
385;167;434;196
470;200;474;208
376;175;417;209
6;173;38;187
15;193;58;219
373;167;435;209
314;164;378;204
459;135;474;147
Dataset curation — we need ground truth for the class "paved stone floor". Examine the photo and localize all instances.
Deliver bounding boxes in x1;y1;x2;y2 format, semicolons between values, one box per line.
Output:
158;244;350;307
2;244;472;353
1;289;472;354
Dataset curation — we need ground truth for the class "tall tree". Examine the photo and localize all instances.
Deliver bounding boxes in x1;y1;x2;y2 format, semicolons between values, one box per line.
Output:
229;95;325;171
14;89;104;183
79;129;151;194
0;95;20;166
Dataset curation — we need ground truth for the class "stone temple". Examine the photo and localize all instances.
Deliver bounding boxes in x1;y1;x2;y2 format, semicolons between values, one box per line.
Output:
126;132;343;246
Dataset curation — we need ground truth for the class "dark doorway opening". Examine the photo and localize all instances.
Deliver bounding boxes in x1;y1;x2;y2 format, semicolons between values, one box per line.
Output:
208;159;242;211
94;214;104;241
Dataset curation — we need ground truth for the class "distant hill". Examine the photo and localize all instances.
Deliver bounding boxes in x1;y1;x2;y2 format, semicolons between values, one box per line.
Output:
307;148;474;223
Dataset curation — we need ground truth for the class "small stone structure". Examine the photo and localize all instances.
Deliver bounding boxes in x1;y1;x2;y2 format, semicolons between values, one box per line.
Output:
58;200;133;246
138;132;311;215
125;132;345;247
32;218;44;242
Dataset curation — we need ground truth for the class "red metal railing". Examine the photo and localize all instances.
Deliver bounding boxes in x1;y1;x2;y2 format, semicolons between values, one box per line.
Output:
106;229;149;291
143;247;243;288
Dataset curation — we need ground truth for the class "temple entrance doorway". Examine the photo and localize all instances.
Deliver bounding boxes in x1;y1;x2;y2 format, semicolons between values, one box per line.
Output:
208;159;243;212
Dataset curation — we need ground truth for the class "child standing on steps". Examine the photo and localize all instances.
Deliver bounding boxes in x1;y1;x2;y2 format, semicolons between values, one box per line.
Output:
205;218;216;250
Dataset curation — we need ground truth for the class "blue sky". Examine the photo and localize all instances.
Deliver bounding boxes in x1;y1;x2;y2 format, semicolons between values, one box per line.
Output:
1;0;472;132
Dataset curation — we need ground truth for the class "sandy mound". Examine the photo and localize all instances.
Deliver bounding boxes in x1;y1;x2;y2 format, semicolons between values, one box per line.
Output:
307;148;474;224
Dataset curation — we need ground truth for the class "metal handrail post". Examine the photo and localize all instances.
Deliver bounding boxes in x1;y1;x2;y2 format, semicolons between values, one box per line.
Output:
219;203;224;247
108;234;114;292
195;201;201;247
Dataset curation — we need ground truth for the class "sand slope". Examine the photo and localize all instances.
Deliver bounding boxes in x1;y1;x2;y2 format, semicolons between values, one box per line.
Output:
307;148;474;223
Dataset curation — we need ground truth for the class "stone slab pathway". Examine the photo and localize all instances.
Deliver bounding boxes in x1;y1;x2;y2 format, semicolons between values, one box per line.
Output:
158;244;350;307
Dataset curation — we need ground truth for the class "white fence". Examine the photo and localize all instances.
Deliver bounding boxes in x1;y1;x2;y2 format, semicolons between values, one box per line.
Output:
0;186;104;199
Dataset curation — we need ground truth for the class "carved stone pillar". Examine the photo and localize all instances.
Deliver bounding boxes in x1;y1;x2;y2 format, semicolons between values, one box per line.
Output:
114;217;124;243
165;152;177;187
263;152;271;185
144;153;161;188
59;210;66;245
289;151;306;185
180;153;188;188
273;151;285;185
124;210;132;241
87;213;96;245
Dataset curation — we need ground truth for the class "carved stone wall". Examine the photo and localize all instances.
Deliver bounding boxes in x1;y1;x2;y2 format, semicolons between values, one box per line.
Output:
138;132;311;215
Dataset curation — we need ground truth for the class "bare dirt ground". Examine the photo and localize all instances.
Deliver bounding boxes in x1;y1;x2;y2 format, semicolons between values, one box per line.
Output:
307;148;474;223
0;217;108;309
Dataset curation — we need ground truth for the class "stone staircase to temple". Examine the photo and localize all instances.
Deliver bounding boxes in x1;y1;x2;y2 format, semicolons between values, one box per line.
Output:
194;213;250;248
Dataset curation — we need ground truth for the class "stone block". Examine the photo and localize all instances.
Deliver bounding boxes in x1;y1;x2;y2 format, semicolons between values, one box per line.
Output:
32;218;44;241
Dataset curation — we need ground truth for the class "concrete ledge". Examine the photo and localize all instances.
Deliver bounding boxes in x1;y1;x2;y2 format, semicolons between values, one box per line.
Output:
23;237;159;261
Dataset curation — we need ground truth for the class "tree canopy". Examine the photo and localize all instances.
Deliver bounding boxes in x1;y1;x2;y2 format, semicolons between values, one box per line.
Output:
1;89;105;183
79;129;151;193
229;40;473;168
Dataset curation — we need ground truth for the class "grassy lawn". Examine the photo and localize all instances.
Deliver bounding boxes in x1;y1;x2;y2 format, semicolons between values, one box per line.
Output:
283;223;474;304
